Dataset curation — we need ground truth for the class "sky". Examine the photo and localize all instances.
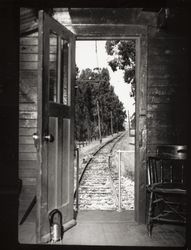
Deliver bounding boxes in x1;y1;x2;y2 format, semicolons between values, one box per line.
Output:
75;40;135;119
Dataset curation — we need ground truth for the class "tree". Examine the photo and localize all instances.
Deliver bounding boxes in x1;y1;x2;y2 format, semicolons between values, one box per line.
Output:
105;40;136;129
105;40;136;97
75;67;127;141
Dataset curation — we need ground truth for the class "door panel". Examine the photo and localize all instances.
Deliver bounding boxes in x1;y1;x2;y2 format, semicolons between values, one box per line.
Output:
62;119;70;206
47;117;58;211
37;10;76;243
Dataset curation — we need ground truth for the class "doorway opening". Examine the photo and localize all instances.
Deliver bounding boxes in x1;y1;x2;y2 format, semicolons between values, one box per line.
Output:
74;40;136;214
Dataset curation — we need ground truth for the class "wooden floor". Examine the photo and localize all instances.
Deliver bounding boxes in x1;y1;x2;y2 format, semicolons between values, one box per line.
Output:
19;210;186;246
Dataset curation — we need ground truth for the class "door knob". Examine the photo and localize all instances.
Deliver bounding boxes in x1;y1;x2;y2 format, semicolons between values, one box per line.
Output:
44;134;54;142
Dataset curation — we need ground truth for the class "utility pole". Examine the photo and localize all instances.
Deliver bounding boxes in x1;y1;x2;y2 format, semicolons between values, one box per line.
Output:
110;111;113;137
97;100;102;143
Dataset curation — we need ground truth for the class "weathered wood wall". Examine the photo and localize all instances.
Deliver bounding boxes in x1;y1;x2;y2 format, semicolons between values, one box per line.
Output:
19;32;38;221
147;10;188;156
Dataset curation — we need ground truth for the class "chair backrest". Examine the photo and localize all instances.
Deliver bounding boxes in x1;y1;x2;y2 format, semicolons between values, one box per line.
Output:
147;145;187;185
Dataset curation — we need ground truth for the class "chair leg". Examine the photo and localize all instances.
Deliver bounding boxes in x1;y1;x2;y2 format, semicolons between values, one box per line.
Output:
147;191;154;237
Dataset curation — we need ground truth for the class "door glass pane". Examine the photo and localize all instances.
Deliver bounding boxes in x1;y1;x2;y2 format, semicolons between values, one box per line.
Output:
61;39;69;105
49;32;58;102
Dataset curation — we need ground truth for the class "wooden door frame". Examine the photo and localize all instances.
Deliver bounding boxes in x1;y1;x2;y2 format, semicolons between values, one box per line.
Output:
73;24;148;223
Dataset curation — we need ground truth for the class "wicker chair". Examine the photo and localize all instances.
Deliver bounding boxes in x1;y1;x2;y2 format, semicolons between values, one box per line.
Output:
146;145;187;236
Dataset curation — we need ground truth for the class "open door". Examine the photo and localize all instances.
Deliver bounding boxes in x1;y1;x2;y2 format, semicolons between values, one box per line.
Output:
36;10;76;243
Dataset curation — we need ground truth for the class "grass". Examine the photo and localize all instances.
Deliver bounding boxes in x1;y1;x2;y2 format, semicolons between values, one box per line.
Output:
110;131;135;180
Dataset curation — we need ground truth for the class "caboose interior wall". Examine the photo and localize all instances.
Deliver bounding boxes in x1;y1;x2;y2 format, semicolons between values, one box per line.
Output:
19;31;38;222
147;28;188;156
18;7;189;229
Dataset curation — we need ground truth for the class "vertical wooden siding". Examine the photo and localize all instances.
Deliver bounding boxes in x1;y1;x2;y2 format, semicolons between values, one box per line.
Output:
19;32;38;220
147;30;188;156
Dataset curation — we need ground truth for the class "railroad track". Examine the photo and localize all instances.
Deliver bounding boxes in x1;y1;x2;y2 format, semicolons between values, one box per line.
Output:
74;132;126;210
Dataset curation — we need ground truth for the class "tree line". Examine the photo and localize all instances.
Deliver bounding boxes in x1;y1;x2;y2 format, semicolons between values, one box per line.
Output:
75;67;127;142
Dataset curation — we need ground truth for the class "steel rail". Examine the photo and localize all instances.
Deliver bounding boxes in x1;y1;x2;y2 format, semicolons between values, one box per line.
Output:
73;131;126;199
